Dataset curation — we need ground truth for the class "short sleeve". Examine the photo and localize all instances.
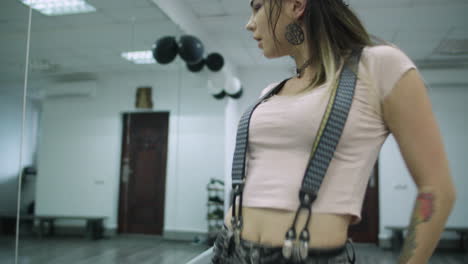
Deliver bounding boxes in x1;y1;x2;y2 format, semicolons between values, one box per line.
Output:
367;45;417;102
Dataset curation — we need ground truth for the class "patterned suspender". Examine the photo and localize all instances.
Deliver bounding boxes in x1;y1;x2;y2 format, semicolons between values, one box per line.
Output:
230;48;363;261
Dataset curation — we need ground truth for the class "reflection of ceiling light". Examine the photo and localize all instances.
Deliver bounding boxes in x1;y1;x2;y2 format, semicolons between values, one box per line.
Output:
19;0;97;16
30;59;60;72
121;51;156;64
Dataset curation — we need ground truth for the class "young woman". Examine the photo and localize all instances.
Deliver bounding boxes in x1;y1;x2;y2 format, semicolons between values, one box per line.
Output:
211;0;457;263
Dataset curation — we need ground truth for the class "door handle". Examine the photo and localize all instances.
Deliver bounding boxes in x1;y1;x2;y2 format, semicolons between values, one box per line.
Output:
122;163;132;183
369;174;375;188
369;168;376;188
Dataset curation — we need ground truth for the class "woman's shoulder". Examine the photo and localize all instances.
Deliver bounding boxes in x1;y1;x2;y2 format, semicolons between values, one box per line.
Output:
362;44;415;68
360;43;417;104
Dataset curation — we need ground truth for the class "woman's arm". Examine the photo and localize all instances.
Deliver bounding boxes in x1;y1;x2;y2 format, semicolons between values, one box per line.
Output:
382;69;457;264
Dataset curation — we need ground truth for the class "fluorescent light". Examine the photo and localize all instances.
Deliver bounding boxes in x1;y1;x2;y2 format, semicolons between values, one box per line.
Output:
121;51;156;65
20;0;97;16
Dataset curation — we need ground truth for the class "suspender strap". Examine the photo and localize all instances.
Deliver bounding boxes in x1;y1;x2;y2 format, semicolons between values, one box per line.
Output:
284;48;363;261
231;78;290;186
300;49;363;198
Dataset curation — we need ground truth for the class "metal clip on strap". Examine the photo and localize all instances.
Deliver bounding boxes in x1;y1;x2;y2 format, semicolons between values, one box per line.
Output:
281;49;362;261
346;238;356;264
231;183;244;246
282;192;316;261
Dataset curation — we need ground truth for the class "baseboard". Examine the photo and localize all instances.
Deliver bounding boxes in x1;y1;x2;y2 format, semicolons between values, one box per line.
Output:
27;225;117;238
378;237;392;249
379;237;465;250
104;227;117;237
26;225;204;241
163;229;207;242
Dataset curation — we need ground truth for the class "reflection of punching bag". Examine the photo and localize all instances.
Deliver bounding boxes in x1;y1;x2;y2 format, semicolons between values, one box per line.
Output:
207;79;225;100
152;36;178;64
225;77;243;99
178;35;204;65
187;59;205;73
206;53;224;72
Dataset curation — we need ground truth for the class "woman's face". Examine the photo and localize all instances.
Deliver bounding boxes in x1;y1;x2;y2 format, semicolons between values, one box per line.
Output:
245;0;293;58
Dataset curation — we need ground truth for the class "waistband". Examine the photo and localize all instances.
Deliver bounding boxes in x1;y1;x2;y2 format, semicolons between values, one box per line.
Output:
222;225;348;258
238;237;347;258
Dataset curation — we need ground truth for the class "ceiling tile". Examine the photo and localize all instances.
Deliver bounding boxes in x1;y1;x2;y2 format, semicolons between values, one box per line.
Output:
200;16;247;34
412;0;467;6
393;29;450;59
221;0;250;15
0;0;30;21
88;0;155;9
186;0;227;17
447;27;468;39
104;6;168;23
2;0;467;81
351;0;413;8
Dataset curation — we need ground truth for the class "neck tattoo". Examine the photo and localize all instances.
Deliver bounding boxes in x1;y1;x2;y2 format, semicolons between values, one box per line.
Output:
296;59;312;78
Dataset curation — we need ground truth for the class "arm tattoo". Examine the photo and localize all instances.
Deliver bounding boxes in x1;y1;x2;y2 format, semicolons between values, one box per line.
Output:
398;192;435;264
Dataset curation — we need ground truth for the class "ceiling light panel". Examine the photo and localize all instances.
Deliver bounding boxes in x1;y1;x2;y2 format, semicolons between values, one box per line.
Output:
19;0;97;16
121;51;156;64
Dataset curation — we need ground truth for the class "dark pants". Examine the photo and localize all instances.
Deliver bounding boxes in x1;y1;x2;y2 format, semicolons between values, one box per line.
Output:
211;226;355;264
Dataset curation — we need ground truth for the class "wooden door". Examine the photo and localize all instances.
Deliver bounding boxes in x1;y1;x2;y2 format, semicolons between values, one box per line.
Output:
118;112;169;235
348;158;380;244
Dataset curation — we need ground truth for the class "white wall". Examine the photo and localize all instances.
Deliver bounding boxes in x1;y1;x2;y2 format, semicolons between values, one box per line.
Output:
0;84;40;215
0;92;23;215
236;66;468;241
20;99;41;214
35;67;226;233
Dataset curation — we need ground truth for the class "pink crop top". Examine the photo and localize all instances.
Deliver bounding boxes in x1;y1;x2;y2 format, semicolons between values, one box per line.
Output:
242;45;417;224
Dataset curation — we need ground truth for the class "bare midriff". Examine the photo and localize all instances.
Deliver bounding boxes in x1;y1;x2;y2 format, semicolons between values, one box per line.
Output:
224;206;351;249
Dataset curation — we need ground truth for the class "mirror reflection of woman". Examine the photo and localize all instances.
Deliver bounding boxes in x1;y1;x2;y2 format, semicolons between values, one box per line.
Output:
211;0;457;263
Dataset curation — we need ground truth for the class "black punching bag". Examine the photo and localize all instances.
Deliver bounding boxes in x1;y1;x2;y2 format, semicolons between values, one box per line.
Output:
225;77;243;99
206;53;224;72
153;36;178;64
187;59;205;73
178;35;204;65
208;79;225;100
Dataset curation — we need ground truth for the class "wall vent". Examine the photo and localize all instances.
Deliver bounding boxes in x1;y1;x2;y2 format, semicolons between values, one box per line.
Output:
40;80;97;98
435;39;468;55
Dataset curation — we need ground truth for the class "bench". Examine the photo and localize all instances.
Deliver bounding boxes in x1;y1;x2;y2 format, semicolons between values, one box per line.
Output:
0;214;107;240
386;226;468;252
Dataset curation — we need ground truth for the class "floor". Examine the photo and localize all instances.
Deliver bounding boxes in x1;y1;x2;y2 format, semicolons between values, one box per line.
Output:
1;235;209;264
0;235;466;264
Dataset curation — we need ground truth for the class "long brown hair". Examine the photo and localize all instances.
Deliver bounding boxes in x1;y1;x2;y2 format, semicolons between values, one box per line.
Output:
267;0;374;90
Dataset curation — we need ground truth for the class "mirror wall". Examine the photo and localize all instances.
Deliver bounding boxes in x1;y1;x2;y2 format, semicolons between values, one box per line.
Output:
0;0;31;263
5;0;468;263
15;0;227;263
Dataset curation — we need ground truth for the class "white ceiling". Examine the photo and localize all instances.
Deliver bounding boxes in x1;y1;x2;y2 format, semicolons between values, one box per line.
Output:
0;0;181;84
0;0;467;84
185;0;468;67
